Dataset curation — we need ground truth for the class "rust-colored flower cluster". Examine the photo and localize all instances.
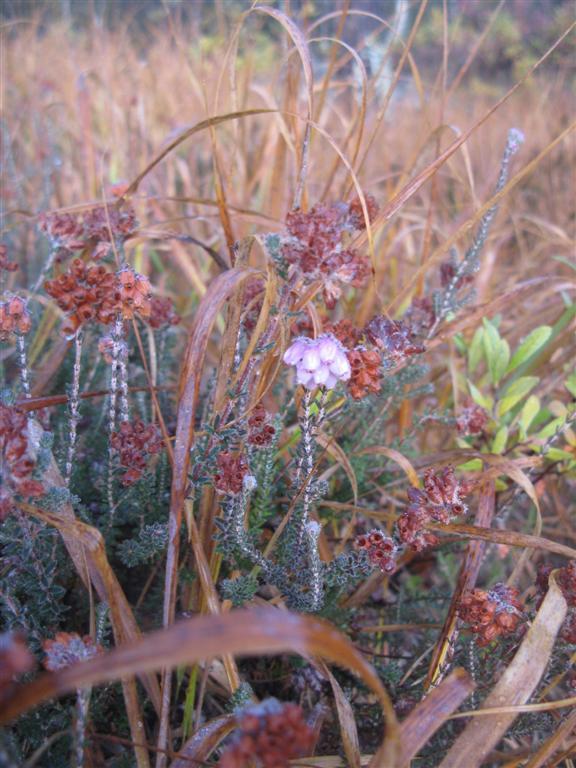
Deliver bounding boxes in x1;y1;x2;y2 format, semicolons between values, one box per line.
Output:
283;196;378;309
347;347;382;399
38;202;137;261
0;295;32;339
44;260;151;336
324;319;361;348
248;404;275;447
0;244;18;272
459;583;524;647
0;632;34;687
348;193;380;230
214;452;250;495
536;561;576;643
365;316;425;360
355;529;398;573
148;295;180;330
44;259;118;337
403;297;436;338
219;698;314;768
0;404;44;521
242;278;265;333
42;632;102;671
396;466;469;552
457;401;489;436
110;420;163;486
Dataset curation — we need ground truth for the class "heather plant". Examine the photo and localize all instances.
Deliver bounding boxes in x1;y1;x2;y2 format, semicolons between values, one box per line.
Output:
1;2;575;768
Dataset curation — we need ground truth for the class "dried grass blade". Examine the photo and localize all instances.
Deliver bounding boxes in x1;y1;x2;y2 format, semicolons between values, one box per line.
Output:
439;574;568;768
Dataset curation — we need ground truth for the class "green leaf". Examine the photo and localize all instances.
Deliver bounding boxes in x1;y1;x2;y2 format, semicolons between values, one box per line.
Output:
467;380;493;411
491;426;509;454
518;395;541;439
497;376;539;418
457;458;483;472
565;372;576;399
468;327;484;373
534;416;565;441
506;326;552;375
482;319;509;385
545;448;574;462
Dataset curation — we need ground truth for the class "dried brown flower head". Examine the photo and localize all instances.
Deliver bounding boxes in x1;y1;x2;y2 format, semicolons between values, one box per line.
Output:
148;295;180;330
0;244;18;273
0;295;32;338
365;316;425;360
457;401;489;436
0;404;44;521
346;347;382;400
459;584;524;647
355;529;398;573
42;632;102;671
248;404;276;447
348;193;379;230
110;420;163;486
116;267;151;320
214;452;249;495
219;699;314;768
323;319;362;348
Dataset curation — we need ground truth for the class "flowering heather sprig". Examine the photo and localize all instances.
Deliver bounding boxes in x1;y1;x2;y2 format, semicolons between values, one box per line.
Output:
459;584;524;647
355;529;398;573
347;347;382;400
0;295;32;339
396;466;469;551
38;202;137;261
247;404;276;447
283;334;351;390
42;632;102;671
283;200;372;309
214;452;250;495
44;259;118;337
148;295;180;330
0;403;44;520
0;632;34;686
365;315;425;361
0;244;18;272
110;419;163;486
457;401;489;436
219;698;314;768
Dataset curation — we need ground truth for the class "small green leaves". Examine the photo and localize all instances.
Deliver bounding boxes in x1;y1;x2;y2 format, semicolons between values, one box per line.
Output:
565;372;576;399
491;426;509;454
467;379;493;411
496;376;539;418
518;395;541;438
482;318;510;385
467;327;484;373
506;326;552;375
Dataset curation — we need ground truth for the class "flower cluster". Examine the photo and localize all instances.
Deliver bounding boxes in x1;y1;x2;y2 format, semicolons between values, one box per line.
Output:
241;278;265;333
42;632;101;671
0;404;44;521
457;401;489;436
347;347;382;400
248;404;276;447
459;583;524;647
219;698;314;768
365;315;425;360
403;297;436;338
283;197;377;308
116;267;151;320
38;202;137;261
148;295;180;330
283;334;351;390
0;244;18;272
44;260;151;336
348;193;380;230
214;452;250;495
355;529;398;573
44;259;118;337
0;632;34;687
0;295;32;339
110;420;163;486
536;561;576;644
396;466;469;552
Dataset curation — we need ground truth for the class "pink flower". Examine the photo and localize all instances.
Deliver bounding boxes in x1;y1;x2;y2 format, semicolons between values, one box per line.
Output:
283;334;351;390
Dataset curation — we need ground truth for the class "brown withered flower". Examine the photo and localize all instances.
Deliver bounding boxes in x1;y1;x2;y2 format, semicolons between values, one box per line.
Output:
0;244;18;272
247;404;275;447
355;529;398;573
116;267;151;320
323;319;362;348
42;632;102;671
0;295;32;339
347;347;382;400
0;403;44;521
536;561;576;644
214;452;250;495
110;420;163;486
348;192;379;230
457;401;489;436
219;698;314;768
365;316;425;361
403;297;436;338
459;584;524;647
148;295;180;330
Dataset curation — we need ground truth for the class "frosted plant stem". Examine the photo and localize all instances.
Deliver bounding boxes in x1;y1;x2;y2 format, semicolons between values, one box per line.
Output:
16;334;31;399
298;389;315;545
32;247;57;294
74;688;90;768
107;317;122;517
305;520;323;611
118;326;129;423
65;330;83;486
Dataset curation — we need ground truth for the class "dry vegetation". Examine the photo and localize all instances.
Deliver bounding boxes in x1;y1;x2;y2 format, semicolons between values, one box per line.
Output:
1;1;575;767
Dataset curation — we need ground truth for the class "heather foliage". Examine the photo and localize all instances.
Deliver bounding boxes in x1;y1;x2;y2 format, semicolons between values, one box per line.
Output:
1;2;575;767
